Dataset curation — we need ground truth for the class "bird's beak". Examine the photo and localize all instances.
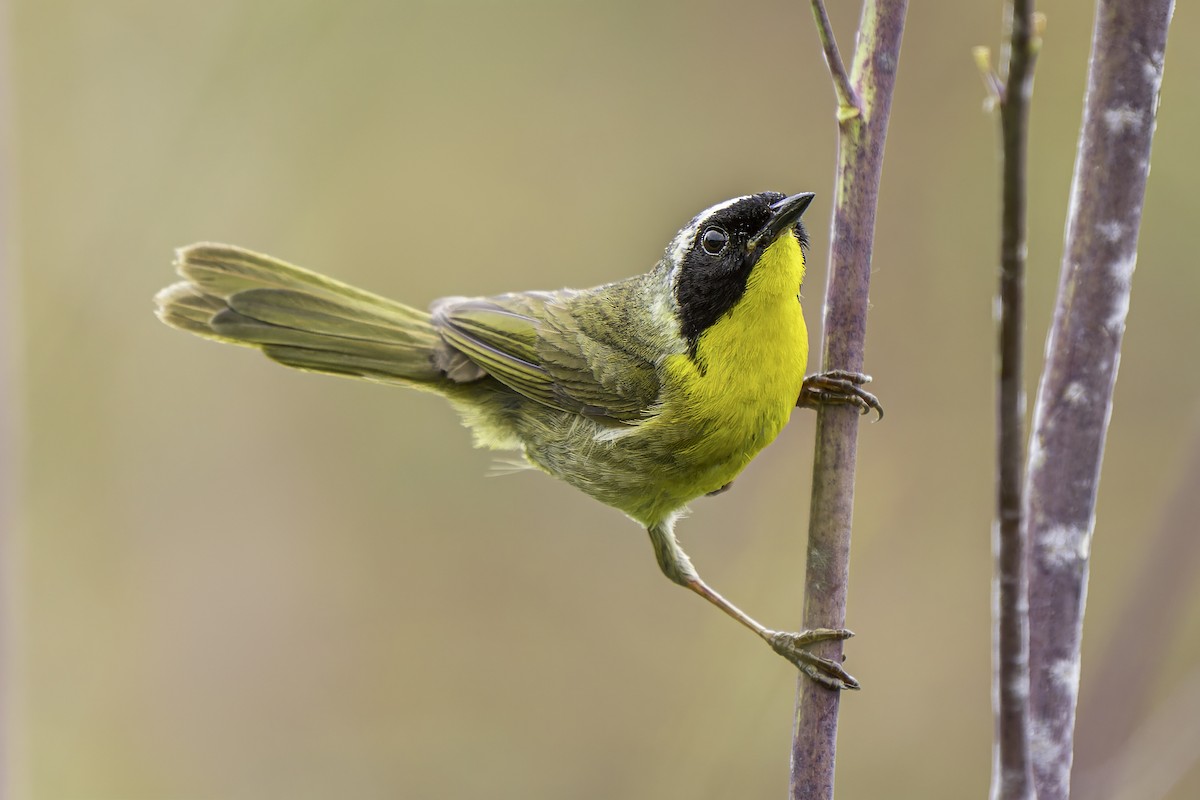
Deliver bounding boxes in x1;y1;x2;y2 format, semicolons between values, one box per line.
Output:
746;192;815;256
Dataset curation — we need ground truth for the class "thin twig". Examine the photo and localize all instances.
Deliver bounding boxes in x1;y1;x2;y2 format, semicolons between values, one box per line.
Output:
990;3;1039;799
809;1;860;120
789;3;907;799
1024;1;1174;798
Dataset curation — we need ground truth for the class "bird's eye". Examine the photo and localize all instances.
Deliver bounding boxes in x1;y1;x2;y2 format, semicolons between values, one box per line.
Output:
700;227;728;255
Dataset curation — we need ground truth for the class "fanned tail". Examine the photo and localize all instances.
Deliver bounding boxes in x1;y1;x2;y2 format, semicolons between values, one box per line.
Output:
155;243;445;384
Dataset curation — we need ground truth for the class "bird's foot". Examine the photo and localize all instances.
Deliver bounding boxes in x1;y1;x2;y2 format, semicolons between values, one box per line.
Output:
797;370;883;420
767;628;860;691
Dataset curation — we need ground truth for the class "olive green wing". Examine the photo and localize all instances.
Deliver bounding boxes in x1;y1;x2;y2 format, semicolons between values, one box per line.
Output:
433;284;663;422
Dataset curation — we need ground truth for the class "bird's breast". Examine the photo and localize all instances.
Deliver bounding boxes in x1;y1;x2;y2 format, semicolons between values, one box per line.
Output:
657;289;809;488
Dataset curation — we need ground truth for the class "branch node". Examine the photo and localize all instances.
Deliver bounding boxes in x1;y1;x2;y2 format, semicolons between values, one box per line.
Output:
811;0;862;119
836;104;862;123
973;46;1004;110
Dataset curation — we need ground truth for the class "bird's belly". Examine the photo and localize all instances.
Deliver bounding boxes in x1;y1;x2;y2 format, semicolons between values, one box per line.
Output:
667;390;794;489
523;376;799;526
488;296;808;526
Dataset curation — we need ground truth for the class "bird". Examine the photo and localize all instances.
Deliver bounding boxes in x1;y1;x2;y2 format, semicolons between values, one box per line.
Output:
155;191;881;689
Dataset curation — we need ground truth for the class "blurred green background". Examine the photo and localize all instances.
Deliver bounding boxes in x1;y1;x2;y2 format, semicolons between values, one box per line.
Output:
6;0;1200;797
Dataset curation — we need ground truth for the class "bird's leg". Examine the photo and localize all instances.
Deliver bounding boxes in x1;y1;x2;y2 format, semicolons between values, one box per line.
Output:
797;369;883;420
646;521;859;690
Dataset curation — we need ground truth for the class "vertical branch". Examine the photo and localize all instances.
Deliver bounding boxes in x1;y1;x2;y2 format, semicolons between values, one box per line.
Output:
1024;1;1174;799
790;3;907;800
988;3;1040;800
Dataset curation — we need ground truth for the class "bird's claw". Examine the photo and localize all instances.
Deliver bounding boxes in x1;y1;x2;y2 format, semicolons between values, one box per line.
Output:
797;370;883;421
767;628;860;691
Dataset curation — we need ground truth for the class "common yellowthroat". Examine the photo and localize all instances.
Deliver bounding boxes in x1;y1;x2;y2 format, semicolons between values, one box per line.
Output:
156;191;880;689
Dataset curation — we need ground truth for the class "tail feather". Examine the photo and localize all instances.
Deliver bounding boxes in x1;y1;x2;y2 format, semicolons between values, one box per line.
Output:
155;282;233;340
222;288;431;346
260;344;433;381
156;243;445;384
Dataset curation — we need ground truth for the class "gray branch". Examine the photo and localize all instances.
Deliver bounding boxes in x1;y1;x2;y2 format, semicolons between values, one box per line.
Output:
1025;1;1175;798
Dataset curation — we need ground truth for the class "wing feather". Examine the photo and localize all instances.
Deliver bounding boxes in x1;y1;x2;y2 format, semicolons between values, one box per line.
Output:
433;283;663;421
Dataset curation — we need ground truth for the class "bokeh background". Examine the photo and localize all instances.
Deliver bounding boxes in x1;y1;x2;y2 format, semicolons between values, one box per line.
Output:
5;1;1200;798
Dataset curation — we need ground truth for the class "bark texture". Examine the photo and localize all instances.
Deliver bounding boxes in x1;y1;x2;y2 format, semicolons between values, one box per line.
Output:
1025;2;1174;798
